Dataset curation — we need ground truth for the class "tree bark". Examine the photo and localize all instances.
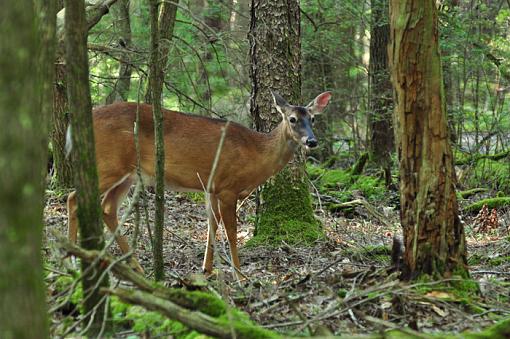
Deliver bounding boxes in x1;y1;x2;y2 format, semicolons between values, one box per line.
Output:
249;0;321;244
145;0;180;104
389;0;468;279
52;0;122;189
105;0;133;104
0;0;55;337
368;0;394;187
64;0;109;333
149;0;166;281
51;60;74;188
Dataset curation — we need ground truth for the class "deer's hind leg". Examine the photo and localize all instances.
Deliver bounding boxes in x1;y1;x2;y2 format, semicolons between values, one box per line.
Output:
101;174;144;273
203;193;220;274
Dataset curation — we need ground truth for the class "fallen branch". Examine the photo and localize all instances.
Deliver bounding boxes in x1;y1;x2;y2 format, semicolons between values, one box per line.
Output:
329;199;393;229
103;287;232;338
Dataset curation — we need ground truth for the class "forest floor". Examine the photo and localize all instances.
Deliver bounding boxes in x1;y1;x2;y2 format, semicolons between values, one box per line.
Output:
43;188;510;337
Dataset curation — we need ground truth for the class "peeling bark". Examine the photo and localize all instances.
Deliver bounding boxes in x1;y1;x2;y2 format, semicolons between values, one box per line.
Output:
389;0;468;279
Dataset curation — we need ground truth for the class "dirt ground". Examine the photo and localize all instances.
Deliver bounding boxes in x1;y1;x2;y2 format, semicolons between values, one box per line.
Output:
43;188;510;337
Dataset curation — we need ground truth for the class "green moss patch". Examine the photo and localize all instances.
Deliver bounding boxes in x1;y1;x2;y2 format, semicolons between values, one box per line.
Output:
247;168;323;247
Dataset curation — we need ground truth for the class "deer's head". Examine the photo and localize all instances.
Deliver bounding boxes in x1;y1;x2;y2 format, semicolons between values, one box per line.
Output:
271;91;332;149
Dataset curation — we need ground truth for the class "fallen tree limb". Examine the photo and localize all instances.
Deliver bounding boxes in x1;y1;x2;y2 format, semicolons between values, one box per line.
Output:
60;240;277;338
103;287;233;338
458;188;489;199
329;199;393;229
464;197;510;213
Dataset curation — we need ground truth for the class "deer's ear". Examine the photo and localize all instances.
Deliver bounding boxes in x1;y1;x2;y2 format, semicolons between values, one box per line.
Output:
271;90;290;116
307;91;332;115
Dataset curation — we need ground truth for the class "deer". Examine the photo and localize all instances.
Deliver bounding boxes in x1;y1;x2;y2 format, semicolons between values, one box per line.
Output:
67;91;331;276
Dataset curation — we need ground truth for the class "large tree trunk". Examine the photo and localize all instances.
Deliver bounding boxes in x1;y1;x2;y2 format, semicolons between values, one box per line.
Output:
0;0;55;337
389;0;468;279
105;0;133;104
249;0;321;245
368;0;394;186
64;0;109;334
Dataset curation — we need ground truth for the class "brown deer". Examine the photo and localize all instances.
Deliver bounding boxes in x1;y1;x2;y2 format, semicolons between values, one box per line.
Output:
67;91;331;275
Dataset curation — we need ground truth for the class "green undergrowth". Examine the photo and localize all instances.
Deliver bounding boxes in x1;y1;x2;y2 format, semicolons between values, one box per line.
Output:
462;159;510;194
307;163;386;204
182;192;205;204
247;168;324;247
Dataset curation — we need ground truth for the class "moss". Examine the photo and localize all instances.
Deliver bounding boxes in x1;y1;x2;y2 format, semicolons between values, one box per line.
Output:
458;188;488;199
164;289;227;317
125;305;191;337
462;317;510;339
248;168;323;247
465;197;510;213
183;192;205;204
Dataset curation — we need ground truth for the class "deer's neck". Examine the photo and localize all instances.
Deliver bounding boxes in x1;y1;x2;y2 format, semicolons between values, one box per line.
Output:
261;122;298;175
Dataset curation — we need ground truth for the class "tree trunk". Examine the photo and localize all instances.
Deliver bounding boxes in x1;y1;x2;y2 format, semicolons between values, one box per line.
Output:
105;0;133;104
368;0;394;187
389;0;468;279
0;0;55;337
51;60;74;188
149;0;166;281
64;0;109;334
145;0;179;104
249;0;322;244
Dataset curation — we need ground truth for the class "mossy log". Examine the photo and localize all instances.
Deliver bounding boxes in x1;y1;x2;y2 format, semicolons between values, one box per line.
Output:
458;188;488;199
61;240;277;338
455;150;510;166
464;197;510;213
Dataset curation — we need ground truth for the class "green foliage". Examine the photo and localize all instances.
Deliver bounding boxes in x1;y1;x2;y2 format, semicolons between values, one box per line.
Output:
307;163;386;203
464;159;510;193
54;275;83;313
183;192;205;204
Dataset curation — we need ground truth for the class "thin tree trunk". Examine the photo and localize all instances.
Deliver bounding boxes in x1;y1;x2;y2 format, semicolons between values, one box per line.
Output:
149;0;166;281
106;0;133;104
145;0;180;104
0;0;55;337
249;0;321;243
51;60;73;188
368;0;394;186
389;0;468;279
64;0;109;333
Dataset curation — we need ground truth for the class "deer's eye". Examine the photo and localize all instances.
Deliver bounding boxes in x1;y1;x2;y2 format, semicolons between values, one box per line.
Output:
289;116;297;124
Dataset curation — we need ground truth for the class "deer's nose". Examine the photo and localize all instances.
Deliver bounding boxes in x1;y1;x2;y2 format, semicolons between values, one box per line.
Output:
306;138;318;148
